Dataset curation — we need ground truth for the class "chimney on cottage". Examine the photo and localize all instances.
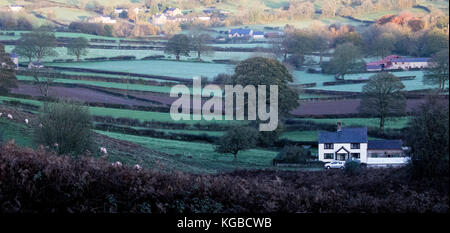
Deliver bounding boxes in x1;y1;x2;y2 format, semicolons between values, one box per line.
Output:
337;121;342;132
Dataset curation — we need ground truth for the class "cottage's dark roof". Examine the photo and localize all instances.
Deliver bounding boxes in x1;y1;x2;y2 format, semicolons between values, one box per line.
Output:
368;140;403;150
318;127;367;143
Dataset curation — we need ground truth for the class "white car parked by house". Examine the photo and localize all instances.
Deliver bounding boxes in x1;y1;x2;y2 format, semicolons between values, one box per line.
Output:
324;161;345;169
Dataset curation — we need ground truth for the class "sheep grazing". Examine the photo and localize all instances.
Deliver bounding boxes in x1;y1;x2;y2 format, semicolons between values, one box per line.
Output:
39;123;43;128
100;147;108;154
112;161;122;167
24;119;29;124
7;114;13;120
0;113;3;117
134;164;142;170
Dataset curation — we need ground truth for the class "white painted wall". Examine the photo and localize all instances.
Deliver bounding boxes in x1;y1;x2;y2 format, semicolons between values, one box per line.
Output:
318;143;368;163
390;61;429;70
367;157;410;165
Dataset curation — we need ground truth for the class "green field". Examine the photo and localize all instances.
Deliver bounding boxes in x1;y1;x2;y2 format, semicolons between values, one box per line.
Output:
0;118;35;148
299;117;410;130
96;130;279;172
17;75;224;94
17;75;175;94
48;60;235;79
153;128;225;137
281;130;383;142
0;96;244;125
57;71;177;83
355;7;428;21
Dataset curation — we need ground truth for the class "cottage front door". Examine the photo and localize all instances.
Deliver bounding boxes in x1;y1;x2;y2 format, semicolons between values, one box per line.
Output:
337;153;348;161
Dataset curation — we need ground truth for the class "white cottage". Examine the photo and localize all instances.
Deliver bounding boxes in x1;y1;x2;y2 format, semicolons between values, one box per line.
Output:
318;124;409;167
9;5;24;12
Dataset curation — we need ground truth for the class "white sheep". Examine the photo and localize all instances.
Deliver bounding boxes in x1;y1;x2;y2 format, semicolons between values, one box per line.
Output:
7;114;13;120
24;119;29;124
39;123;43;128
0;113;3;117
112;161;122;167
100;147;108;154
134;164;142;170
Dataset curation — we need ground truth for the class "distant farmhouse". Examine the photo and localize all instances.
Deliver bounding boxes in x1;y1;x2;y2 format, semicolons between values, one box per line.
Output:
228;28;252;38
1;52;19;70
366;55;431;71
114;8;129;18
228;28;265;39
8;5;24;12
163;7;182;17
152;14;167;25
203;7;219;15
10;52;19;70
196;16;211;21
114;8;126;14
252;31;265;39
318;125;409;167
88;16;117;24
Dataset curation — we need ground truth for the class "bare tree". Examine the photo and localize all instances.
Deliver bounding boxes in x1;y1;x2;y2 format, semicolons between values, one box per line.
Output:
190;32;213;61
360;73;406;132
31;69;60;111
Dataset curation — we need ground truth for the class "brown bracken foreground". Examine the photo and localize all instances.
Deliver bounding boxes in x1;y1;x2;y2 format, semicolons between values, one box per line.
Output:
0;142;448;213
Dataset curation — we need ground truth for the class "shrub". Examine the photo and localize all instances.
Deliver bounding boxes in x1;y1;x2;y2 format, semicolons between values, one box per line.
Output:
34;101;93;155
212;73;232;84
274;145;310;164
286;54;304;68
344;160;362;176
405;97;449;178
215;126;259;160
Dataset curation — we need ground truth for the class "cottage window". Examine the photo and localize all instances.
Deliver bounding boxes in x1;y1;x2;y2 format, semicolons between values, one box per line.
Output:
324;143;334;149
351;153;360;159
324;153;334;159
370;153;378;158
350;143;360;149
